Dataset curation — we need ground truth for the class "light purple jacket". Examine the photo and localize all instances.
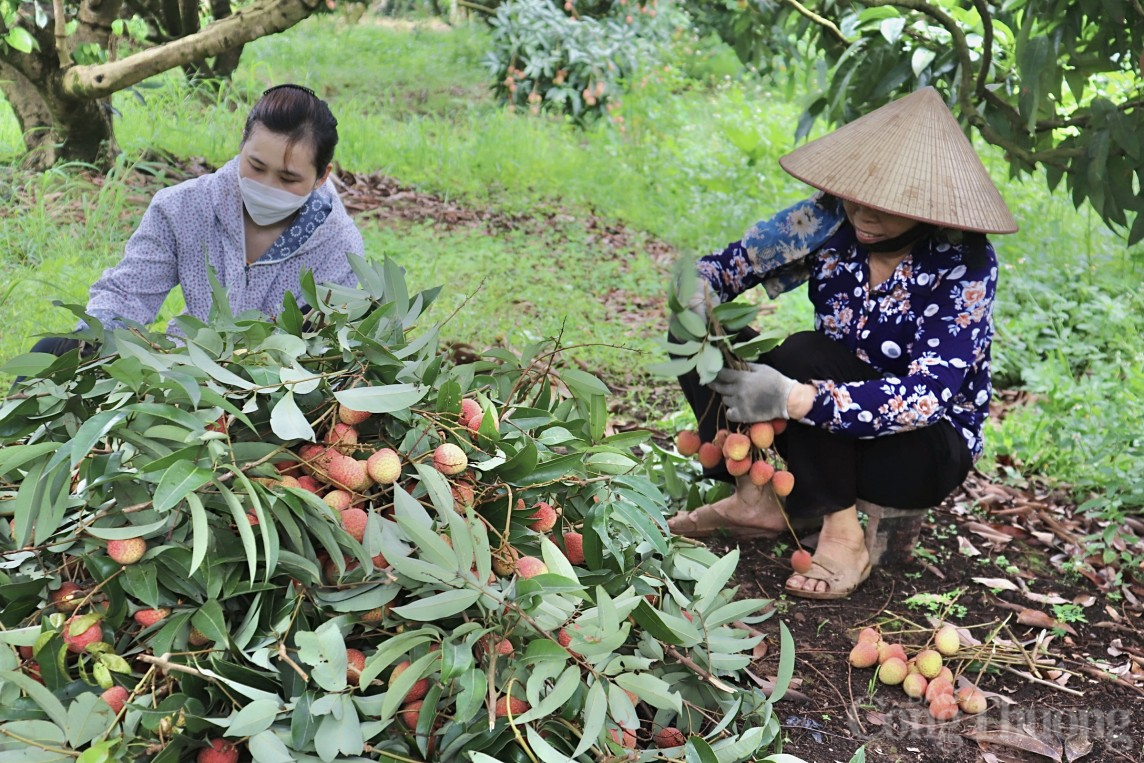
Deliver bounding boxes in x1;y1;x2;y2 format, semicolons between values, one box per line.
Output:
85;158;364;335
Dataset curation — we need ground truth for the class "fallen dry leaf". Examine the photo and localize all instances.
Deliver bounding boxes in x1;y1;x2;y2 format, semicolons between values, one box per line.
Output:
1016;607;1078;636
972;576;1021;591
966;728;1062;760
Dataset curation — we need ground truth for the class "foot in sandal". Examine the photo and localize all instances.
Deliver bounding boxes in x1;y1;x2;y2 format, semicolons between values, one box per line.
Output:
668;478;788;539
785;506;871;600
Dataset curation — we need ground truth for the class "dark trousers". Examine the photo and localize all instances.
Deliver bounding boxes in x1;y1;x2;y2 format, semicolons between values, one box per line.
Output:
8;336;93;393
676;330;972;519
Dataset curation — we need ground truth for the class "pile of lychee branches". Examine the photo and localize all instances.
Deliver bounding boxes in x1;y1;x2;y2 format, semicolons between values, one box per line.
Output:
0;260;809;763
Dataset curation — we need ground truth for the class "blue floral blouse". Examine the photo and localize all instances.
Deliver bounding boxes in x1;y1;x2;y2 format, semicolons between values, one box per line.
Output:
696;196;998;460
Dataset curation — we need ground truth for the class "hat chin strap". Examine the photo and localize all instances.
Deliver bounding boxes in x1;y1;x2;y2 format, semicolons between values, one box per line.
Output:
863;223;934;253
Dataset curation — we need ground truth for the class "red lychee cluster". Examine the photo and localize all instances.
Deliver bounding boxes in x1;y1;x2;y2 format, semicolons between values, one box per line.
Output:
675;423;794;495
847;625;985;720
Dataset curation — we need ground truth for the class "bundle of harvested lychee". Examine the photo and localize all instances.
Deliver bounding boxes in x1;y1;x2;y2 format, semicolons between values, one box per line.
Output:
848;624;987;720
675;421;815;571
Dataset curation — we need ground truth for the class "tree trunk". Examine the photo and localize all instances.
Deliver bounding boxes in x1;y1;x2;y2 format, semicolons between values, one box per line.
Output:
0;63;59;169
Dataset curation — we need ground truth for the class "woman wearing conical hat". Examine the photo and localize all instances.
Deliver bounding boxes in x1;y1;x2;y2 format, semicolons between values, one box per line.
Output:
668;87;1017;600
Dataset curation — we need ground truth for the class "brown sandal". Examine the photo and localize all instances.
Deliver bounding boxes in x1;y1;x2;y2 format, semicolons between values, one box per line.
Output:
668;505;782;540
784;547;872;600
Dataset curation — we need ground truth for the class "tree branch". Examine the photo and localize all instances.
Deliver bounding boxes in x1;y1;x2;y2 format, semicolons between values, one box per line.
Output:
779;0;849;47
53;0;71;67
866;0;972;110
61;0;320;98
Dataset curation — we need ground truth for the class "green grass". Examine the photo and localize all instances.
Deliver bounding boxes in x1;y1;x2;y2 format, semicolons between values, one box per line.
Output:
0;12;1140;511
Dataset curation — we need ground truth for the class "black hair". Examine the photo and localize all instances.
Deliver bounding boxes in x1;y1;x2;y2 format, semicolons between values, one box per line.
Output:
242;84;339;175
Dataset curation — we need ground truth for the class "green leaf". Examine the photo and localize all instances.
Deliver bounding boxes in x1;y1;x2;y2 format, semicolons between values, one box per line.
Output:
614;672;682;712
513;664;579;724
693;549;738;612
84;517;169;540
153;461;213;512
0;671;67;727
226;699;282;737
185;492;209;577
4;27;37;53
391;589;482;621
452;668;486;725
559;368;610;398
191;600;228;645
278;364;320;394
573;680;607;757
249;729;295;763
334;384;426;413
685;736;719;763
269;391;315;442
185;342;256;389
0;353;57;378
64;692;111;748
695;343;724;385
525;724;575;763
768;621;796;704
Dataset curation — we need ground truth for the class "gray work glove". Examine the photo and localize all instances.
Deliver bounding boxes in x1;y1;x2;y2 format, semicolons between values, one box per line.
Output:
709;363;798;422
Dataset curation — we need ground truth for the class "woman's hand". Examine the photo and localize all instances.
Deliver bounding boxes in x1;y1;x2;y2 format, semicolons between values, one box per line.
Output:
711;364;800;422
785;382;817;420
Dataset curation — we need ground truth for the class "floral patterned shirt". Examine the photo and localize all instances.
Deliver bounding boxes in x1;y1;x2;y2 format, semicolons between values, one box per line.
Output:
697;202;998;460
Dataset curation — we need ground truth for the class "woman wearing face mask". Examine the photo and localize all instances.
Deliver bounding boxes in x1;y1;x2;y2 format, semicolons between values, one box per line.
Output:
32;83;363;354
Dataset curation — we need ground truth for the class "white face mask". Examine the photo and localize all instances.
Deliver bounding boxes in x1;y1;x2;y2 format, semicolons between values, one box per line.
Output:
239;176;312;226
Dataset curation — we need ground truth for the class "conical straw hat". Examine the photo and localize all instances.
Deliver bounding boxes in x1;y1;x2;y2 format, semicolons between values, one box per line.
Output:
779;87;1017;234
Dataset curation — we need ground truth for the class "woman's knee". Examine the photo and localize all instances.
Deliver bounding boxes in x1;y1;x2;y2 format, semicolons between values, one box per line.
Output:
763;331;853;380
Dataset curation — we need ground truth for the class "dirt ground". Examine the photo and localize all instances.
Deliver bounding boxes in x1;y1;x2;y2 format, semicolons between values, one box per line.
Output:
68;162;1144;763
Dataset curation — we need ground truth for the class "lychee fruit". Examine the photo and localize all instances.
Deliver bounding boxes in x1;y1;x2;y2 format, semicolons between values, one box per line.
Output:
366;448;402;485
562;532;585;565
346;648;366;685
857;627;880;644
324;490;353;511
771;419;787;435
771;470;795;497
63;618;103;654
934;624;960;656
675;430;701;457
197;738;238;763
902;673;928;699
274;475;301;490
748;421;774;449
877;642;908;665
188;627;212;647
491;545;519;577
298;443;334;476
452;480;475;509
528;501;558;533
324;422;359;453
936;666;954;684
516;556;548;579
460;398;482;424
556;629;573;648
915;649;943;679
725;456;751;477
51;582;85;612
338;404;370;426
748;459;774;486
957;686;987;714
790;548;813;574
924;676;954;702
100;685;129;715
325;455;371;492
722;432;751;461
433;443;467;476
848;641;879;669
929;693;959;721
878;656;908;685
297;476;323;494
399;700;423;729
340;508;368;543
133;608;170;628
654;727;686;748
696;443;722;469
711;429;729;449
391;661;430;702
107;537;147;565
607;727;637;748
494;696;529;718
465;411;484;433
